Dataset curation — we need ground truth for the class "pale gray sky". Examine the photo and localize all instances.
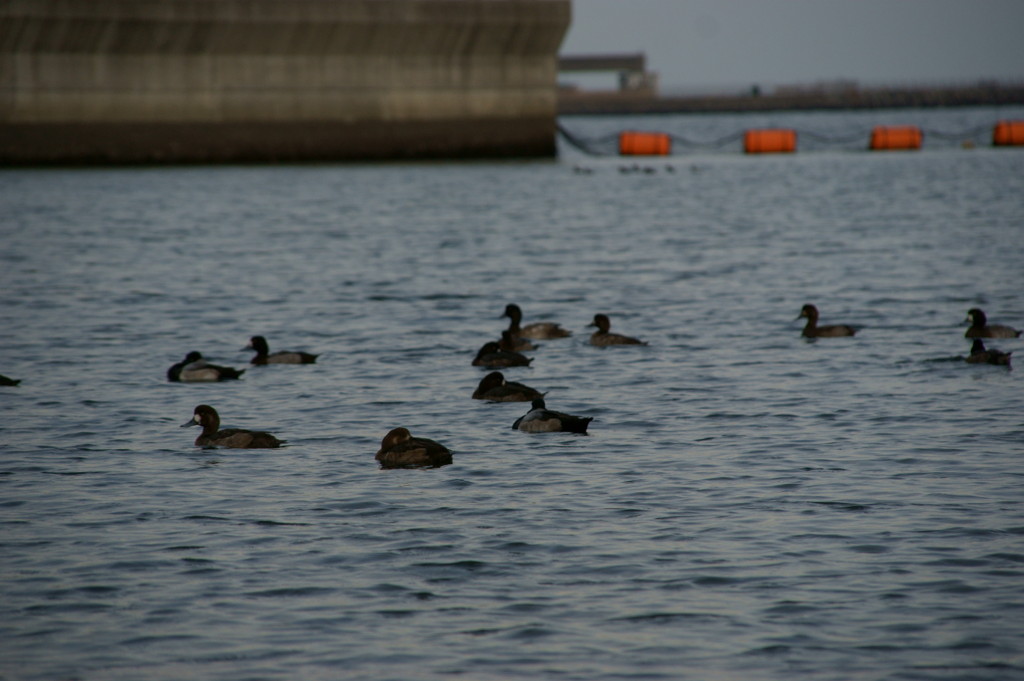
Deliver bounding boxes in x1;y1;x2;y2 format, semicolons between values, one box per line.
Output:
560;0;1024;93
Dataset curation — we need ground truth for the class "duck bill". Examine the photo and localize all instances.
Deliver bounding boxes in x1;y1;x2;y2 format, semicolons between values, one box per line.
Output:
180;418;199;428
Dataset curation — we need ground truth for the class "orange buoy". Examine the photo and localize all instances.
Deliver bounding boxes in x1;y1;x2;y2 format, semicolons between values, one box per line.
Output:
993;120;1024;146
744;129;797;154
869;126;922;151
619;131;672;156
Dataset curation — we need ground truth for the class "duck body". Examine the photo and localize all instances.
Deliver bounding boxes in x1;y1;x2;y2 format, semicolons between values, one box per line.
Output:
503;303;571;340
797;304;856;338
966;339;1012;366
588;313;646;346
168;351;245;382
512;398;592;434
965;308;1021;339
472;341;532;369
0;374;20;386
245;335;319;365
375;427;452;468
472;371;544;402
181;404;283;448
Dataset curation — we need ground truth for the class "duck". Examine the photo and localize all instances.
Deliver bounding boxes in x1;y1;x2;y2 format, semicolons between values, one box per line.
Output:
181;404;283;448
966;339;1012;366
244;335;319;365
375;427;452;469
512;398;593;434
472;341;532;368
472;371;545;402
502;303;571;340
797;304;856;338
0;373;20;387
965;308;1021;339
167;351;245;382
588;313;647;346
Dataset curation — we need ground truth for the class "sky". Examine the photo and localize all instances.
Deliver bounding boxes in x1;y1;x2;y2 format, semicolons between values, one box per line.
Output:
559;0;1024;94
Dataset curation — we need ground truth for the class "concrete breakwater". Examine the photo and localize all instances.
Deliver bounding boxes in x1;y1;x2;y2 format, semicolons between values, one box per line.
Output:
1;0;570;164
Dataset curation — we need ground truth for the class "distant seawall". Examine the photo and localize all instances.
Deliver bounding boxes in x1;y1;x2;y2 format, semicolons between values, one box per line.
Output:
1;0;570;164
559;83;1024;116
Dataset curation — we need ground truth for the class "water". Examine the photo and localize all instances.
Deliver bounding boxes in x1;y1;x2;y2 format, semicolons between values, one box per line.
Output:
2;106;1024;680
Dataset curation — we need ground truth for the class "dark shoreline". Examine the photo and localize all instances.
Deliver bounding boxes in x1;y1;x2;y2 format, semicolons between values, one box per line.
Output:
558;84;1024;116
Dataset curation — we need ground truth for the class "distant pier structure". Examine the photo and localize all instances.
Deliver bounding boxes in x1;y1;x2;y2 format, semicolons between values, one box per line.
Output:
558;53;658;96
0;0;571;164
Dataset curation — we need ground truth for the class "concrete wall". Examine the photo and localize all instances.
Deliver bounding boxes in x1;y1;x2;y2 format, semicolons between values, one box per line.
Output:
0;0;570;163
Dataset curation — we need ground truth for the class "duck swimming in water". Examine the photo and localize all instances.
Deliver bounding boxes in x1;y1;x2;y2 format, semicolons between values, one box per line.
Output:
181;404;283;448
588;314;647;346
964;308;1021;339
512;398;593;434
502;303;571;340
167;351;245;382
375;427;452;469
472;341;532;369
244;335;319;365
472;371;545;402
965;339;1012;366
797;304;857;338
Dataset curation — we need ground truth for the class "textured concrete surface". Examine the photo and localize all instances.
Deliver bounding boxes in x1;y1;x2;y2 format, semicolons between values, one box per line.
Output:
1;0;570;163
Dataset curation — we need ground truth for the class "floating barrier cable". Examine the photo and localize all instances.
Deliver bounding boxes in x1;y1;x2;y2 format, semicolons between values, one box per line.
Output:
920;123;993;141
557;120;1022;157
796;129;870;145
556;122;618;156
667;130;747;149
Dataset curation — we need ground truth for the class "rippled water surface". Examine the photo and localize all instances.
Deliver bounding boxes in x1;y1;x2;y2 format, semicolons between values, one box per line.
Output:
3;108;1024;680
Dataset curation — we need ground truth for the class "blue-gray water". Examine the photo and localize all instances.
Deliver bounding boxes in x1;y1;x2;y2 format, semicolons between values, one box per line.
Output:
2;106;1024;681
